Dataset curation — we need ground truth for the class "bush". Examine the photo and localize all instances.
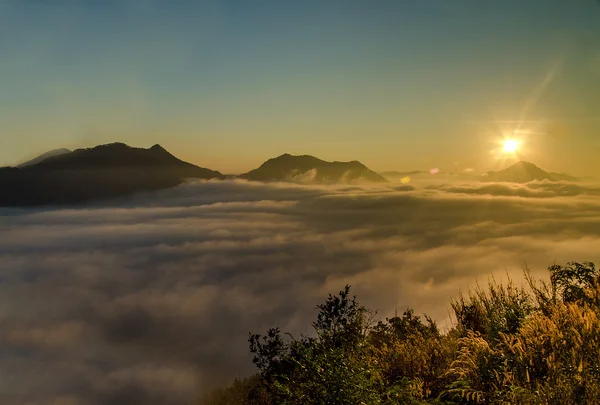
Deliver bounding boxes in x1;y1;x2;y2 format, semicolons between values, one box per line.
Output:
203;262;600;405
248;285;382;405
451;278;534;342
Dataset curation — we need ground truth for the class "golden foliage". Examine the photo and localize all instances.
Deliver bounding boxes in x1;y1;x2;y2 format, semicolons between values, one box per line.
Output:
203;262;600;405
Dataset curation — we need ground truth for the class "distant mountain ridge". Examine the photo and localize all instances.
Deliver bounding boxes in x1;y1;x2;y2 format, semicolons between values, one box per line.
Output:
483;161;577;183
4;145;576;207
1;143;223;207
18;148;71;167
238;153;388;184
31;143;221;175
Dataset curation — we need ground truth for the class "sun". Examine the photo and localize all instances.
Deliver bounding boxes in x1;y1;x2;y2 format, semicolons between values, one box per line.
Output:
503;139;519;153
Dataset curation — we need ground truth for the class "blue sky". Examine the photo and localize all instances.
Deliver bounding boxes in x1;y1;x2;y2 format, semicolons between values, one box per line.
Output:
1;0;599;174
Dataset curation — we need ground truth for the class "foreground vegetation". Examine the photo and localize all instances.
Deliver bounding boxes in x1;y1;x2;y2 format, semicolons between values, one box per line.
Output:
202;262;600;404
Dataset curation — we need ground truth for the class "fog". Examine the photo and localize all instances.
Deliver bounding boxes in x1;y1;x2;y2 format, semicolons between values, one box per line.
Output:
1;178;600;405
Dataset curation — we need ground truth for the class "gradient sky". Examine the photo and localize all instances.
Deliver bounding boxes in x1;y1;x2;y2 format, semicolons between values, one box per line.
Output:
1;0;599;174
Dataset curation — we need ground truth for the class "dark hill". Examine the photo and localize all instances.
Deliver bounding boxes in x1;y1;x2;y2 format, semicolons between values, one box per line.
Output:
238;154;388;184
0;143;224;207
483;161;577;183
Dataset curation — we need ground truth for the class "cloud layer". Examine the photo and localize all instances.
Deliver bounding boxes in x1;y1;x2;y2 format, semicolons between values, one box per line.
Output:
1;179;600;404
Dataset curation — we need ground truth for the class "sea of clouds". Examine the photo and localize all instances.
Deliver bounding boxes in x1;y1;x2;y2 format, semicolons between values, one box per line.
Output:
1;178;600;405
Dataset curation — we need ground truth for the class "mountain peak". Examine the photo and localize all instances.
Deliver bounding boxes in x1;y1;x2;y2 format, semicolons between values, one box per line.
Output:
97;142;130;149
484;161;576;183
511;161;541;170
24;142;214;174
2;142;224;206
240;153;387;184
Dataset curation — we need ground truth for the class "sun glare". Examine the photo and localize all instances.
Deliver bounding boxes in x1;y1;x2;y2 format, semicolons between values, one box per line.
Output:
503;139;519;153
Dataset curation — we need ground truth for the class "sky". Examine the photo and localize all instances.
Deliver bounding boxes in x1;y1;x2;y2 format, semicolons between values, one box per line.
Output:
1;0;599;174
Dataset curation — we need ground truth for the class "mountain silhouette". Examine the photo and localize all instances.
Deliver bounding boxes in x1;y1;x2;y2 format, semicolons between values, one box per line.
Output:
238;153;388;183
0;143;224;207
483;161;577;183
18;148;72;167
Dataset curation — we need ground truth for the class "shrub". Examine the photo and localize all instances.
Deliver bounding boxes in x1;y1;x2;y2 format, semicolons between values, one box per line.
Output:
248;285;382;405
203;262;600;405
451;278;534;342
